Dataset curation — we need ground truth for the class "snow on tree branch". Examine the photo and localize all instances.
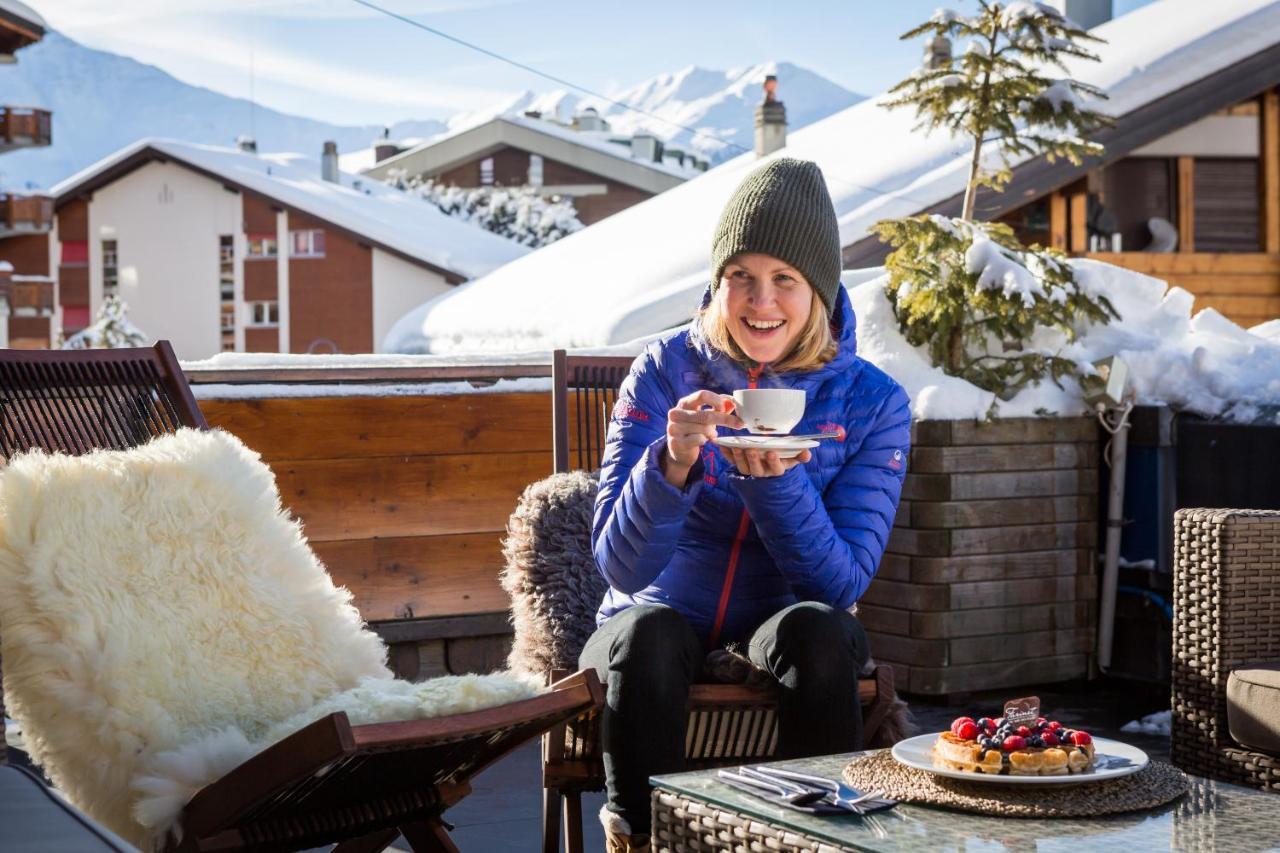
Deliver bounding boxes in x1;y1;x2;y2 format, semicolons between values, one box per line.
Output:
62;295;149;350
382;170;583;249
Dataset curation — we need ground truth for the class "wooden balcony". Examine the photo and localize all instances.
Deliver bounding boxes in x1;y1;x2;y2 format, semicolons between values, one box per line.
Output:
0;106;51;152
0;192;52;238
1084;252;1280;329
3;275;53;313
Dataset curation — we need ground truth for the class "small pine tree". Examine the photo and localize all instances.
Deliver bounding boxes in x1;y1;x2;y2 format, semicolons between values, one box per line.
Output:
62;294;149;349
384;171;584;248
875;1;1119;399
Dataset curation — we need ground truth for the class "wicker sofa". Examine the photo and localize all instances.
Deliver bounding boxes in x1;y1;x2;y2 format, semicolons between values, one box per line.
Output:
1172;508;1280;791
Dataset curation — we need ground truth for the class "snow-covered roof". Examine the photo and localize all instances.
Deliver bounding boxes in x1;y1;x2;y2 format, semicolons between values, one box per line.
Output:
363;114;700;190
388;0;1280;354
51;138;530;281
0;0;44;33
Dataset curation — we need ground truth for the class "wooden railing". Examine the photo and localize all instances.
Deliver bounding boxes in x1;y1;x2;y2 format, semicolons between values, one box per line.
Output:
5;277;53;312
0;106;51;148
0;193;53;234
188;363;555;642
1084;252;1280;329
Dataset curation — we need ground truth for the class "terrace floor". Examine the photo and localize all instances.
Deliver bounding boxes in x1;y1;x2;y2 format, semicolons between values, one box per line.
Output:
5;675;1172;852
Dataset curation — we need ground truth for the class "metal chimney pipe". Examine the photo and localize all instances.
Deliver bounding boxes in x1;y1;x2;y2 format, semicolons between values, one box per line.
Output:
321;140;339;183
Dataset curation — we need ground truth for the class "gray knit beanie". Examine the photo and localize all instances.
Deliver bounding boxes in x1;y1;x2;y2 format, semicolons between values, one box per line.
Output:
710;158;842;316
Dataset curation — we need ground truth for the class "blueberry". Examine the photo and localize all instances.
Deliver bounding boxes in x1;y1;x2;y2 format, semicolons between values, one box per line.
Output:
977;717;992;730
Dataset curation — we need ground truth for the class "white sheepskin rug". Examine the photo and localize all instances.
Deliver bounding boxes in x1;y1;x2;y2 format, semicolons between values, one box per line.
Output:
0;428;536;850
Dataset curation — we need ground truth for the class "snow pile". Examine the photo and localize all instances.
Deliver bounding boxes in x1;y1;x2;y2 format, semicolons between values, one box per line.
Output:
385;0;1280;356
388;176;583;248
1121;709;1172;737
852;260;1280;422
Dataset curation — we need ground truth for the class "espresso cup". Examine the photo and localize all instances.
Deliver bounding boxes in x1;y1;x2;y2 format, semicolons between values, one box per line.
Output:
732;388;805;435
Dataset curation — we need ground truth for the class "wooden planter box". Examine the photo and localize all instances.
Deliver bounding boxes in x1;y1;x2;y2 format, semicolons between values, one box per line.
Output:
861;417;1100;696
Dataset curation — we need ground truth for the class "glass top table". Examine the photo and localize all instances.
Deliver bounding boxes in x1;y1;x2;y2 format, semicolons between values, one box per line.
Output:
651;751;1280;852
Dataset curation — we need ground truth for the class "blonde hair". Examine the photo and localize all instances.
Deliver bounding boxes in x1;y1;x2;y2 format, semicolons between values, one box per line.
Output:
697;288;837;373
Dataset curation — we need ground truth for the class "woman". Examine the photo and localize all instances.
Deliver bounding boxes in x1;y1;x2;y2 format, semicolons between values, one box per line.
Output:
582;158;911;852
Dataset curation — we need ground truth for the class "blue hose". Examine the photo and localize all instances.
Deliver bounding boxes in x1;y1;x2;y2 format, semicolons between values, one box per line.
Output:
1117;584;1173;621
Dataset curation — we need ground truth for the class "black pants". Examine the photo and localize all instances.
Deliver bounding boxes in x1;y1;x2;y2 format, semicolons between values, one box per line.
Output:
578;602;870;833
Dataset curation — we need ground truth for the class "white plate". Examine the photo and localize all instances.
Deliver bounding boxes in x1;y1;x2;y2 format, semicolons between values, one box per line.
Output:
890;733;1148;785
714;435;819;459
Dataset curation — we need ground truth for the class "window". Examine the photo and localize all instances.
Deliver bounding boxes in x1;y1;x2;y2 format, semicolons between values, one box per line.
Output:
289;229;326;258
101;239;118;297
246;233;278;259
480;157;495;186
246;300;279;328
219;235;235;351
528;154;544;187
1194;159;1260;253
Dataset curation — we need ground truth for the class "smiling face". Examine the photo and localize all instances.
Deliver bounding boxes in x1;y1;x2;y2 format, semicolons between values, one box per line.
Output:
717;253;816;365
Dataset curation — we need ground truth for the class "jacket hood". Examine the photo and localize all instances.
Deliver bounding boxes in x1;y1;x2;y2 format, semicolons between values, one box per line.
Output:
687;282;859;392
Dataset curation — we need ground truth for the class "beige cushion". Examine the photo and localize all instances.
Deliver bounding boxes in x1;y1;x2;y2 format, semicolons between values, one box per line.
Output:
1227;662;1280;755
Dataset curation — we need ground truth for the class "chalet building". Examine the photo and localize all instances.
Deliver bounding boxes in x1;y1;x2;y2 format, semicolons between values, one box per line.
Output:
836;0;1280;329
361;112;707;225
0;138;527;358
0;0;53;350
844;74;1280;330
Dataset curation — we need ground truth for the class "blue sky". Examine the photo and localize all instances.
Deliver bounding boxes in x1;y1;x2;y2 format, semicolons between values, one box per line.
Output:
41;0;1155;127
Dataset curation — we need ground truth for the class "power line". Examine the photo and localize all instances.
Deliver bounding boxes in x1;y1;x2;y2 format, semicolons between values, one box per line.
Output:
350;0;942;209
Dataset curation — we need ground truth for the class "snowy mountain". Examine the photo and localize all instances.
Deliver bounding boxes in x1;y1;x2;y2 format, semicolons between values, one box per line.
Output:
0;31;446;190
446;62;864;164
0;32;860;190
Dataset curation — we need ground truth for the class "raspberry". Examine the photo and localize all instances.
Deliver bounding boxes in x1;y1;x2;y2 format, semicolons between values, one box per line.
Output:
957;721;979;740
1003;735;1027;751
951;717;975;735
1016;725;1032;737
1071;731;1092;746
1041;732;1060;747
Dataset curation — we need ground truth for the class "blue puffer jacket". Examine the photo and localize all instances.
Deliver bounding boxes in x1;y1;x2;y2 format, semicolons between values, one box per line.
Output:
592;284;912;646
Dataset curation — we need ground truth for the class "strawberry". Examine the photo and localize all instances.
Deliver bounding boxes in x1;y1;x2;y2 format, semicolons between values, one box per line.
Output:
1016;725;1032;737
1003;735;1027;751
956;721;979;740
1071;730;1092;746
1041;732;1060;747
1048;720;1063;730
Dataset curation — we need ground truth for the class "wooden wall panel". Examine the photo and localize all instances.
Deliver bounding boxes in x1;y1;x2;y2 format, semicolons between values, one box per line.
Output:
275;451;548;541
200;391;554;625
200;392;551;460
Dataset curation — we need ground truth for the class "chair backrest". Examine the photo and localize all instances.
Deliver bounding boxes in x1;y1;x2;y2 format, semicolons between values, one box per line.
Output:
0;341;206;461
551;349;635;474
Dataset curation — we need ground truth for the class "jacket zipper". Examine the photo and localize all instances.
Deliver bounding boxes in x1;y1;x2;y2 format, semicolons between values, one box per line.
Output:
707;364;763;649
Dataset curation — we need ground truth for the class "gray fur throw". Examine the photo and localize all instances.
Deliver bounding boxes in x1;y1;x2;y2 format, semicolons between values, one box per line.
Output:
501;471;913;747
501;471;607;676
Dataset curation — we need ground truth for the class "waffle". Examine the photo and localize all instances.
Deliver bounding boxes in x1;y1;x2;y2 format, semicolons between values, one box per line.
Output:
932;726;1097;776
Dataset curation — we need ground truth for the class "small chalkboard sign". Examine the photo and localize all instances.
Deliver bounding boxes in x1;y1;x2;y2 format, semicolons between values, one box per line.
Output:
1003;695;1041;726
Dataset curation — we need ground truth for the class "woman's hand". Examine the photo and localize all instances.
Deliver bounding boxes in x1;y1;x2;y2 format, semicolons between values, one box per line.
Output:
721;446;812;478
662;390;744;487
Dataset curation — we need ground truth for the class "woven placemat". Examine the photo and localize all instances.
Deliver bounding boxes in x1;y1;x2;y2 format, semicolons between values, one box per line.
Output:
843;751;1189;818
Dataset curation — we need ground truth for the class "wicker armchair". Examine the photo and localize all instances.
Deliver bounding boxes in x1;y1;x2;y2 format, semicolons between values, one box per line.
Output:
1172;508;1280;791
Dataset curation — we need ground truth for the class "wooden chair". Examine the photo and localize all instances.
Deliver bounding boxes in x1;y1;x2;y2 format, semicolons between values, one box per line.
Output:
542;349;899;853
0;342;605;853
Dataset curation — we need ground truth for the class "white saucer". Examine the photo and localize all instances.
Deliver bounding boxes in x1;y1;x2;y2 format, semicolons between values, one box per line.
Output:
890;733;1149;785
714;435;819;459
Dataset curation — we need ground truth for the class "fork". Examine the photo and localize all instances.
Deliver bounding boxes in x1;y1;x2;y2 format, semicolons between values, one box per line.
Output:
751;766;889;811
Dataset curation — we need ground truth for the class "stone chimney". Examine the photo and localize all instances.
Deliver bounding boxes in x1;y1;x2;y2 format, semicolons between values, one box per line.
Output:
754;74;786;157
1046;0;1113;29
321;140;339;183
235;135;257;154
